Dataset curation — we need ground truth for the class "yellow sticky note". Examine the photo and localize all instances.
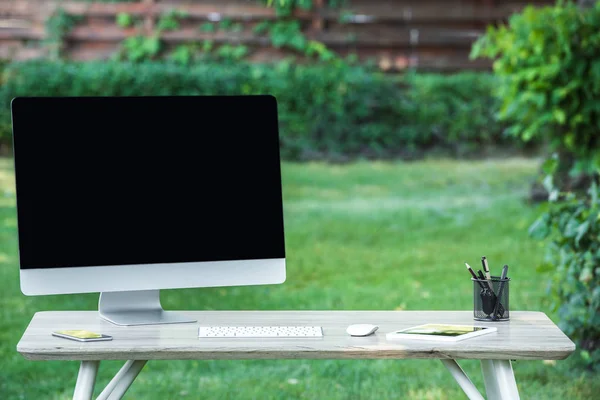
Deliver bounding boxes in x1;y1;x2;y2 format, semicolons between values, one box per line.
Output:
55;330;103;339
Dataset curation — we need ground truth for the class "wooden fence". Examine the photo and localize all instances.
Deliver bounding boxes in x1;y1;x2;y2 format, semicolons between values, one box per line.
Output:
0;0;553;71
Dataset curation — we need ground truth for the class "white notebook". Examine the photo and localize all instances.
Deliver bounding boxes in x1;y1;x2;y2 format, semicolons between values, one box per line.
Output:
386;324;497;342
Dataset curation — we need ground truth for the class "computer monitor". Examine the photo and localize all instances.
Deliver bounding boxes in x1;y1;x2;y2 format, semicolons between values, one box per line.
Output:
11;95;286;325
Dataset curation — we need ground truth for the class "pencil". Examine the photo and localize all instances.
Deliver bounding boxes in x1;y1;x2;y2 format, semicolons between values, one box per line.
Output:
466;263;485;289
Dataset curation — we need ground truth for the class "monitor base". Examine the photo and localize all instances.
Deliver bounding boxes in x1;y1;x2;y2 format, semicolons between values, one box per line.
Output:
98;290;196;326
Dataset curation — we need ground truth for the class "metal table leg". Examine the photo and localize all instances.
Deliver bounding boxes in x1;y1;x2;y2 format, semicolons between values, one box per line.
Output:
96;360;148;400
440;359;485;400
73;361;100;400
481;359;520;400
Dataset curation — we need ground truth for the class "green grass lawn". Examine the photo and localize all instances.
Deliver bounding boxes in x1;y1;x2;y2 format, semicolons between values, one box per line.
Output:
0;157;597;399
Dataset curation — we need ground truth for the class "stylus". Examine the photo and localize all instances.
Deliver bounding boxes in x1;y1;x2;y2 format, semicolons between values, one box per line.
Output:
491;265;509;321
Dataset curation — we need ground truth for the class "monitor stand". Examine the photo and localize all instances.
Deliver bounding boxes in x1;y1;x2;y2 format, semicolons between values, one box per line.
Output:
98;290;197;326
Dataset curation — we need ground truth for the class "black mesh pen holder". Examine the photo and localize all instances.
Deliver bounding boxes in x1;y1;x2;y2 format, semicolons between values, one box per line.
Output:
472;277;510;321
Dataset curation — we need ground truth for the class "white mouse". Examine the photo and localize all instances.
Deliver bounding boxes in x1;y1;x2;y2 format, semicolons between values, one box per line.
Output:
346;324;379;337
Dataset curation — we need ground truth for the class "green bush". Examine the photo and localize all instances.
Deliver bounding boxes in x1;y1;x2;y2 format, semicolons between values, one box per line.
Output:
474;1;600;368
471;1;600;176
403;72;511;154
0;60;519;159
530;181;600;369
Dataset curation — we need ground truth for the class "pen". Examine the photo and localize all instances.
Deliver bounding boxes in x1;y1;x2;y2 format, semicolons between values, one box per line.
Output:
465;263;485;288
477;269;496;316
477;270;494;291
477;269;486;282
482;257;491;281
491;265;509;320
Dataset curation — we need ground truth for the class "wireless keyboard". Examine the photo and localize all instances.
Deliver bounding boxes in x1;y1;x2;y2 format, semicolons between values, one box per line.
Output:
198;326;323;338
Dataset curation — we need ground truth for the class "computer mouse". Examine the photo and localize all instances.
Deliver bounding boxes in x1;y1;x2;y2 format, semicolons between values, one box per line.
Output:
346;324;379;337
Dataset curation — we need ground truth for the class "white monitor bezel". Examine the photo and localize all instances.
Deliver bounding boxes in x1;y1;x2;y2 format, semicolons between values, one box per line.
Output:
20;258;286;295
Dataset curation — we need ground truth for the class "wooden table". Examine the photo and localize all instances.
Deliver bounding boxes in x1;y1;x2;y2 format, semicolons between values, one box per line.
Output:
18;310;575;400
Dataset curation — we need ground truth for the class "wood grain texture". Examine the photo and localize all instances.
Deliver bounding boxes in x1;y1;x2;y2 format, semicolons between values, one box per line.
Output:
17;311;575;361
0;26;481;48
0;0;554;71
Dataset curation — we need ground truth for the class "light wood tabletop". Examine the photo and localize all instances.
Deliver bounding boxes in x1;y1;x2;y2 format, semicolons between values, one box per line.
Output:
18;310;574;361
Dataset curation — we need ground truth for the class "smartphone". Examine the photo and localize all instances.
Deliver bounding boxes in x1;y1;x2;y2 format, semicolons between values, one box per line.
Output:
52;330;113;342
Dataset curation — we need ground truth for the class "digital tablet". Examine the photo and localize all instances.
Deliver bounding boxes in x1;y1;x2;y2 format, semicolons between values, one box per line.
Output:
386;324;497;342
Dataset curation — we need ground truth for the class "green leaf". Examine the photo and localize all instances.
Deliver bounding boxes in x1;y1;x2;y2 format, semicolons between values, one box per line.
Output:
575;220;590;247
231;45;248;60
116;13;133;29
199;22;216;33
579;266;593;282
168;45;193;65
590;182;599;208
297;0;313;10
202;40;214;53
253;21;271;35
542;175;554;193
529;214;551;240
581;350;591;361
219;18;233;30
143;36;161;55
563;132;576;150
156;17;179;32
553;108;566;125
564;216;581;238
542;154;559;175
593;153;600;175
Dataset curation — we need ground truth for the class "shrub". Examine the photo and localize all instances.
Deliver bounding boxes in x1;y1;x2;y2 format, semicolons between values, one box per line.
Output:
474;1;600;368
530;180;600;369
403;72;514;154
471;1;600;178
0;60;518;159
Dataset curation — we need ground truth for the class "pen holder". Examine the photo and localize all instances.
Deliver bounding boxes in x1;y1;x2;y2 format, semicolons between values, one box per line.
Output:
472;277;510;321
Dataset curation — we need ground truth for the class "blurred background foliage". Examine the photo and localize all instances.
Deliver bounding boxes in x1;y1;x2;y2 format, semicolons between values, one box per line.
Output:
473;1;600;369
0;0;541;159
0;61;525;160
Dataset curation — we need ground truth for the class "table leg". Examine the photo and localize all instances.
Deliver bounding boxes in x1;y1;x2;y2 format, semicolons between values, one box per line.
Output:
480;360;520;400
97;360;148;400
73;360;100;400
440;359;485;400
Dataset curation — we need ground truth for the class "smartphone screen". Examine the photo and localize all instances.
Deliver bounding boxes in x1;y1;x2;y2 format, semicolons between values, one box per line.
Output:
52;330;113;342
